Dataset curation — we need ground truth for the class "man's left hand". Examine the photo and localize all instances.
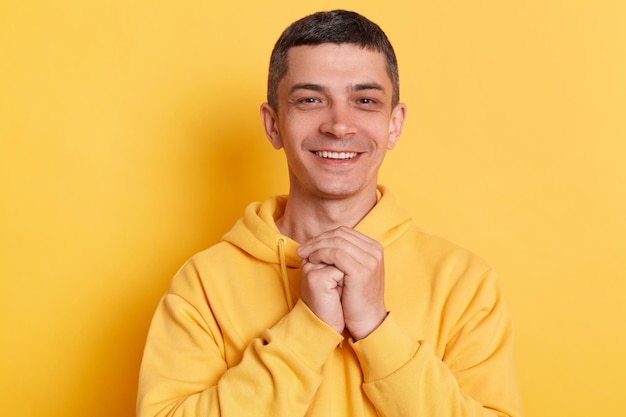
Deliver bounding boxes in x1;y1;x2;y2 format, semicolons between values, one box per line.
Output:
297;226;387;340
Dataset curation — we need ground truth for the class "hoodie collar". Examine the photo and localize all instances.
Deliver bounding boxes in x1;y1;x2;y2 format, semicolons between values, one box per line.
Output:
221;185;412;268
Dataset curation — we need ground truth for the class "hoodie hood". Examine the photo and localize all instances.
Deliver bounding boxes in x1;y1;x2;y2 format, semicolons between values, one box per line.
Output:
221;194;300;267
221;185;413;268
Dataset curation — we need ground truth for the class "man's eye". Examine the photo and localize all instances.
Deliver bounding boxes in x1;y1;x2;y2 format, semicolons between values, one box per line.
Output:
300;97;320;103
358;98;376;104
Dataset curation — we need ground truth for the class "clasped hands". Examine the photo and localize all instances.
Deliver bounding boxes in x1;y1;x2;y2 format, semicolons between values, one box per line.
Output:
297;226;387;341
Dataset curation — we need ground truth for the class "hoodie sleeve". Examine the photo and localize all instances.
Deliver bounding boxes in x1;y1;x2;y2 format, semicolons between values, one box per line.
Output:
350;268;525;417
137;285;343;417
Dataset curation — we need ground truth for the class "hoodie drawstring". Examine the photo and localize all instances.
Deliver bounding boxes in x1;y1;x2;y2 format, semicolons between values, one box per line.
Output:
276;237;294;309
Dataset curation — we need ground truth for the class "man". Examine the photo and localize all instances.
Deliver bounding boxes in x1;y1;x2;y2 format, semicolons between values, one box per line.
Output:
137;10;524;417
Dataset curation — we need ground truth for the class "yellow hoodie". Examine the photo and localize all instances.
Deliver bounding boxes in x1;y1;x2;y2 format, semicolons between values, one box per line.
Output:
137;186;524;417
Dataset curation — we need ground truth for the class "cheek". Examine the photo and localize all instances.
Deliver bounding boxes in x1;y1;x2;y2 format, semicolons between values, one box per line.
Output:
355;112;390;131
360;120;394;146
282;116;318;140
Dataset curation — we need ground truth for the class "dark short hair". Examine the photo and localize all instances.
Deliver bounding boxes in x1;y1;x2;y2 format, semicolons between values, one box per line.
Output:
267;10;400;110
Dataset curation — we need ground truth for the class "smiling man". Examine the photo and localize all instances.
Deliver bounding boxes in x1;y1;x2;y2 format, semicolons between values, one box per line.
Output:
137;10;524;417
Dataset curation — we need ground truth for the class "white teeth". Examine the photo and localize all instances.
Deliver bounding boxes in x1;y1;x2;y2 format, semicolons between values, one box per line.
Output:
315;151;358;160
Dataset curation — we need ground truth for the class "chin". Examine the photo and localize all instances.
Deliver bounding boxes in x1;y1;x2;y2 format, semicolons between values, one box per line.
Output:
312;182;371;200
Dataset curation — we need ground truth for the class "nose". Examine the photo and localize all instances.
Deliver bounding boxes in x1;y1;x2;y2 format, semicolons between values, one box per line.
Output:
320;103;357;139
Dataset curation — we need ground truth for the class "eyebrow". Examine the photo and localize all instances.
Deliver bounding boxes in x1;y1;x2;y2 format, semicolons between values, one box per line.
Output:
351;82;385;93
289;82;386;95
289;83;326;95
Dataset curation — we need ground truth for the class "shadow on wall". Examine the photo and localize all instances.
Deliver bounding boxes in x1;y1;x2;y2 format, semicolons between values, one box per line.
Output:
180;81;288;242
71;84;284;417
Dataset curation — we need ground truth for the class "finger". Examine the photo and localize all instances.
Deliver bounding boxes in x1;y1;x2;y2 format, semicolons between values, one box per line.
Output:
300;226;377;249
302;263;345;290
306;246;370;275
298;226;379;259
302;235;383;275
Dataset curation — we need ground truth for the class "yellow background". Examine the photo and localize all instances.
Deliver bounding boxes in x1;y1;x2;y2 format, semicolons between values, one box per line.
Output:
1;1;624;416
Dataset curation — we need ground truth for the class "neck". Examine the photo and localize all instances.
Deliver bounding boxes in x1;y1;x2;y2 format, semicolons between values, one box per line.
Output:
276;187;378;243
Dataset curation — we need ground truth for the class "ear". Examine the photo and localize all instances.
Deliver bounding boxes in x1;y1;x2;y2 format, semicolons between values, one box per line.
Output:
260;102;283;150
387;102;407;150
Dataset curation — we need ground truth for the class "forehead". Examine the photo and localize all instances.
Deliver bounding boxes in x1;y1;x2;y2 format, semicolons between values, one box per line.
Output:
282;44;391;89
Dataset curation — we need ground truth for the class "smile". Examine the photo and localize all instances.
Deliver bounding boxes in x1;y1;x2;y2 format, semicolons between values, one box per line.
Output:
315;151;359;160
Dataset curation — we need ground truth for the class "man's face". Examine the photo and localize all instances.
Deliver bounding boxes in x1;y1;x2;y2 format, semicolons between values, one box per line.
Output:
261;43;406;201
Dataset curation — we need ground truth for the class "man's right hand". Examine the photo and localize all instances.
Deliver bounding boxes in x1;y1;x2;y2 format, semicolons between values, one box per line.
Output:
300;259;345;334
298;226;387;340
